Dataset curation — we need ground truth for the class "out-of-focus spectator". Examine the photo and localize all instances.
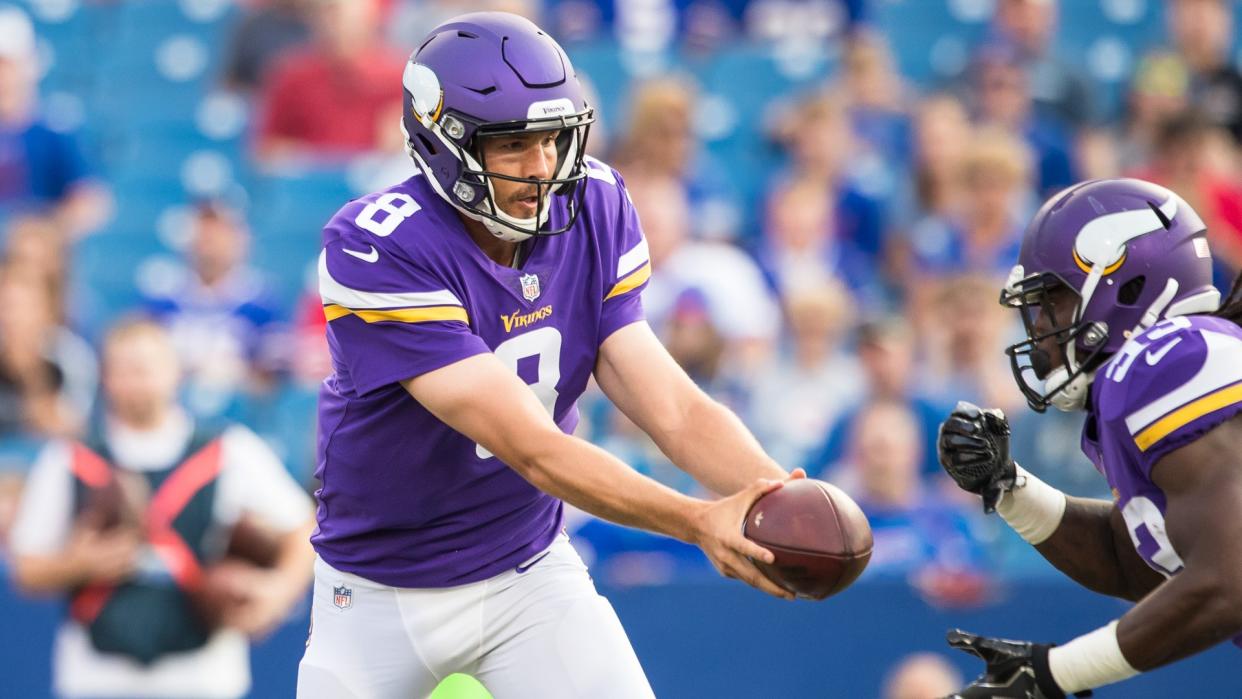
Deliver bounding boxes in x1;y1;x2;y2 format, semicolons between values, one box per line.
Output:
1117;51;1192;172
613;76;740;239
748;280;863;468
888;95;972;280
839;29;907;116
921;275;1023;414
139;201;284;419
253;0;406;163
804;316;952;481
829;400;990;593
1167;0;1242;145
627;173;778;374
990;0;1098;129
220;0;313;93
906;128;1030;286
905;95;970;222
7;319;314;699
882;652;963;699
1128;112;1242;281
4;214;67;315
765;91;888;300
836;30;912;170
970;43;1077;197
761;179;839;292
0;264;96;443
0;5;111;238
611;76;694;179
660;288;749;411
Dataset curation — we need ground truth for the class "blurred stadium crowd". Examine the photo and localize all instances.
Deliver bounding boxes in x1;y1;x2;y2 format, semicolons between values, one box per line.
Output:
1;0;1241;617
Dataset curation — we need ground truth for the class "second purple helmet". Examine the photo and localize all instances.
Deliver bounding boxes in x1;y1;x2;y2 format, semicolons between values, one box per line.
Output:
401;12;594;242
1000;178;1221;412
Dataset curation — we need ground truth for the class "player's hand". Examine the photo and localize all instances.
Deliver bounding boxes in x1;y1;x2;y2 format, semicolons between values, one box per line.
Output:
690;470;805;601
943;629;1081;699
938;401;1017;514
211;562;303;638
66;525;142;585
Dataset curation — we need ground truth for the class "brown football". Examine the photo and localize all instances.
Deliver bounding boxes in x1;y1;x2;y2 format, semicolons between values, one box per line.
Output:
192;515;285;628
742;479;873;600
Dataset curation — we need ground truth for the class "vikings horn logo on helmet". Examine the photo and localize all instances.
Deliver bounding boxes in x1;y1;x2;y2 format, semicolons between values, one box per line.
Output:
1072;196;1178;275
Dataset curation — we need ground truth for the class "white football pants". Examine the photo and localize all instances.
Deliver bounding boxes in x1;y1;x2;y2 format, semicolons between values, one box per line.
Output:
296;535;654;699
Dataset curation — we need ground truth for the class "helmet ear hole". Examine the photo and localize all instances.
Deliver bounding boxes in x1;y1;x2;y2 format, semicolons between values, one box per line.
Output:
1118;275;1146;305
416;133;438;157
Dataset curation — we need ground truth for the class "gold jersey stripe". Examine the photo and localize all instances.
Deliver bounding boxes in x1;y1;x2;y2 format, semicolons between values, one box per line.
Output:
323;304;468;325
605;261;651;301
1135;381;1242;451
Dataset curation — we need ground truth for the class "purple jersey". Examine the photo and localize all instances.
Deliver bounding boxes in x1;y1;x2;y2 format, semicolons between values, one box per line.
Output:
311;157;650;587
1083;314;1242;580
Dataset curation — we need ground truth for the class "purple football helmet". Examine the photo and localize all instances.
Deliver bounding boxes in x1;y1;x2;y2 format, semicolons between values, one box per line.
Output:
1001;178;1221;412
401;12;594;242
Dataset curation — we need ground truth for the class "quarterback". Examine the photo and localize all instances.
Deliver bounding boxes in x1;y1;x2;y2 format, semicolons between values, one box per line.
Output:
296;12;799;699
938;178;1242;697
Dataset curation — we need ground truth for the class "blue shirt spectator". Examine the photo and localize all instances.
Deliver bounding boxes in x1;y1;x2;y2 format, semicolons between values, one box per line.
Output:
0;5;109;238
825;400;990;578
804;317;952;480
906;214;1024;281
0;121;91;208
138;202;284;419
969;41;1078;198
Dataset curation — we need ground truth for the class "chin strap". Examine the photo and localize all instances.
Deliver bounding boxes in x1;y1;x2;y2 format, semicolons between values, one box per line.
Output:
1044;367;1092;412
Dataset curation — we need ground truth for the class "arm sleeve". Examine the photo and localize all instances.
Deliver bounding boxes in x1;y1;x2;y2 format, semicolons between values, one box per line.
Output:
598;169;650;345
8;441;74;556
215;426;313;533
320;241;490;395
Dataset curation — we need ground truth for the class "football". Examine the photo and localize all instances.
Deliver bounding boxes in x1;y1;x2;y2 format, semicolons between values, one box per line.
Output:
192;514;284;629
742;479;873;600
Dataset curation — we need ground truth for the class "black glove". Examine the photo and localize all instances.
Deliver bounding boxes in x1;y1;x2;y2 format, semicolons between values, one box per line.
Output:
943;629;1084;699
938;401;1017;514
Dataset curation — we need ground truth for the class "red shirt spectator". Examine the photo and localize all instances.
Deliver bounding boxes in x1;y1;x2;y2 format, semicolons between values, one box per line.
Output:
252;0;404;162
255;47;404;157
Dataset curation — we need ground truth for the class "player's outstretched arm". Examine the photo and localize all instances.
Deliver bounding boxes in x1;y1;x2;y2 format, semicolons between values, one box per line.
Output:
593;321;789;495
401;353;796;600
938;402;1162;601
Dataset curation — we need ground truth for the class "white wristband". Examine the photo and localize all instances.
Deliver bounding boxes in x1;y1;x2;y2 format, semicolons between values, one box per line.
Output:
995;465;1067;545
1048;621;1140;693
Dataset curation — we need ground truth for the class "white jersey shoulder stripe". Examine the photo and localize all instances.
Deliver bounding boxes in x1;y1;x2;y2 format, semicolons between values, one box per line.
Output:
318;250;462;310
1124;328;1242;435
617;236;650;278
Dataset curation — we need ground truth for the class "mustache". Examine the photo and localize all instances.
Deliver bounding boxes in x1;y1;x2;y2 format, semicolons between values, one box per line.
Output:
507;186;546;204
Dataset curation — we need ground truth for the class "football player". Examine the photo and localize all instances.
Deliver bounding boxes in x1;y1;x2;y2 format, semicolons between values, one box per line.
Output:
296;12;801;699
937;178;1242;697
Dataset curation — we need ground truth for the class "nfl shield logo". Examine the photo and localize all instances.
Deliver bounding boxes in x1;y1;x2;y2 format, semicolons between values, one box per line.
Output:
333;585;352;610
520;273;541;301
